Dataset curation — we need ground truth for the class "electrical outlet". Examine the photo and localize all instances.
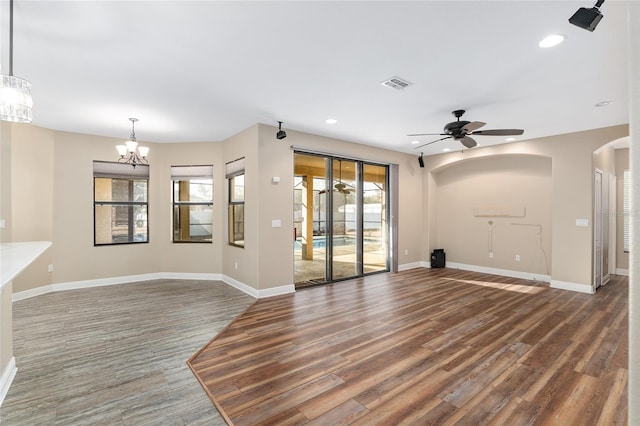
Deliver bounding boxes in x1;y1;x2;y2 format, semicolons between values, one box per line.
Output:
489;252;493;259
48;264;54;272
234;262;238;270
404;249;408;255
515;255;521;262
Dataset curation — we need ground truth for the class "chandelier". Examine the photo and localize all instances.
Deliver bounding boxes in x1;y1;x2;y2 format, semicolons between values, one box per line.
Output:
116;118;149;168
0;0;33;123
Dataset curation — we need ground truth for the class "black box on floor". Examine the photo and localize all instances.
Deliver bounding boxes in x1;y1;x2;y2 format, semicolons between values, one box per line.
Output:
431;249;445;268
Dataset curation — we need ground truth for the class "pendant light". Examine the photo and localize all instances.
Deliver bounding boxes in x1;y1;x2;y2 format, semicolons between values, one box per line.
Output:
0;0;33;123
116;118;149;168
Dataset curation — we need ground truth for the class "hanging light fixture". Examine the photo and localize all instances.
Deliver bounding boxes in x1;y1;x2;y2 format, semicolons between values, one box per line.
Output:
0;0;33;123
116;118;149;168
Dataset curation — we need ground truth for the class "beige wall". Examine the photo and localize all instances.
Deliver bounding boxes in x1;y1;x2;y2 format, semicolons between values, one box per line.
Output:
433;155;552;275
4;122;425;294
218;123;425;292
615;148;629;271
0;122;12;388
274;125;426;265
158;142;223;274
256;124;295;290
423;124;629;291
5;122;628;294
7;126;229;292
11;124;54;292
221;125;260;288
0;284;12;383
1;122;11;244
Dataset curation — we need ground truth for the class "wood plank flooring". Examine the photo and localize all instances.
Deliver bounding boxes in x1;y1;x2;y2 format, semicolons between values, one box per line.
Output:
189;268;628;425
0;279;255;425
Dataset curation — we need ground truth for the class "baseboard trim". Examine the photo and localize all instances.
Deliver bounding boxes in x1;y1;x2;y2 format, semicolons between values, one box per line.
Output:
53;273;167;293
258;285;296;298
221;275;258;298
446;262;551;283
398;261;429;271
0;357;17;407
12;285;53;302
550;279;594;294
12;272;298;302
615;268;629;276
13;273;165;302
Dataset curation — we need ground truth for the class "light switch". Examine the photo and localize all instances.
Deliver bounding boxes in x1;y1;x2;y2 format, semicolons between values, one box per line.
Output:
576;218;589;227
272;219;281;228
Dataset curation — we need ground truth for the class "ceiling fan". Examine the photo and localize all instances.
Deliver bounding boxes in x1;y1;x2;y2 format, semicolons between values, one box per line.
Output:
409;110;524;150
319;160;353;195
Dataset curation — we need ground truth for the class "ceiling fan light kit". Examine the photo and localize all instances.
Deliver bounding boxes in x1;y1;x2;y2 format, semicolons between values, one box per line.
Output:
409;109;524;151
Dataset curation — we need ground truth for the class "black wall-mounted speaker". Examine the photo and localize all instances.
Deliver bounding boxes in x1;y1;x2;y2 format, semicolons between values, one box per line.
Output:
569;7;603;32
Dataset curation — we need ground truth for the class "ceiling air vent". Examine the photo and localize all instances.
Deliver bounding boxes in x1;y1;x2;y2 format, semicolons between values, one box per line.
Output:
381;76;412;91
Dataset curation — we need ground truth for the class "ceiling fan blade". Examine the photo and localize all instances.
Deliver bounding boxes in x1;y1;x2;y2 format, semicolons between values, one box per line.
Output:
407;133;447;137
460;136;477;149
413;136;452;149
471;129;524;136
461;121;486;132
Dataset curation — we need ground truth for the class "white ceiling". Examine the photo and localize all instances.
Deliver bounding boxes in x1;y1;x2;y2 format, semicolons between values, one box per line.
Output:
1;1;630;155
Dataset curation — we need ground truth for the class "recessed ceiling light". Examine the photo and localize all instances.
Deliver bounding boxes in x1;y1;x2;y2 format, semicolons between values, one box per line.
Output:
325;118;337;124
442;148;451;152
539;34;565;48
595;100;613;107
505;137;516;142
411;140;420;145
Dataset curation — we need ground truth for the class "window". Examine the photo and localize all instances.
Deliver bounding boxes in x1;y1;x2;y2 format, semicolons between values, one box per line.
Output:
172;165;213;243
226;158;245;247
624;169;630;252
94;161;149;245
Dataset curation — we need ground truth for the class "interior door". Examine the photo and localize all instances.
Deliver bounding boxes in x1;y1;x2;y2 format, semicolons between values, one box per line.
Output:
609;174;617;277
594;170;602;290
602;172;610;285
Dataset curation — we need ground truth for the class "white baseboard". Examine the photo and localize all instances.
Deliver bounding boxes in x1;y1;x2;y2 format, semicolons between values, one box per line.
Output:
446;262;551;283
13;272;294;302
0;357;17;407
12;284;53;302
221;275;258;298
52;273;167;292
615;268;629;276
258;284;296;298
550;279;594;294
13;273;167;302
398;261;429;271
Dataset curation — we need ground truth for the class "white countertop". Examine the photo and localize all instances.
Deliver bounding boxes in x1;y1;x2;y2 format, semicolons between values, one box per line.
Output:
0;241;52;288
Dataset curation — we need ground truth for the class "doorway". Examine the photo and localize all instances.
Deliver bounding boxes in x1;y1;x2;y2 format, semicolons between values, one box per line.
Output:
594;169;603;290
293;152;390;287
594;168;613;291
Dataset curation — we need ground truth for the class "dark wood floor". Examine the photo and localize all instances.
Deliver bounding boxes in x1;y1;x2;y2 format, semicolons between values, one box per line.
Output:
189;268;628;425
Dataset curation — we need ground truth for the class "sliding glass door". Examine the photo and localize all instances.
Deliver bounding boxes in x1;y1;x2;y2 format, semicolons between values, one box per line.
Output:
294;152;389;287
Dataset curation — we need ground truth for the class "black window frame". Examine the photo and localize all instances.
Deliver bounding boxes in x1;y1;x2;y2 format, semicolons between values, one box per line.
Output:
93;161;149;246
171;165;214;243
